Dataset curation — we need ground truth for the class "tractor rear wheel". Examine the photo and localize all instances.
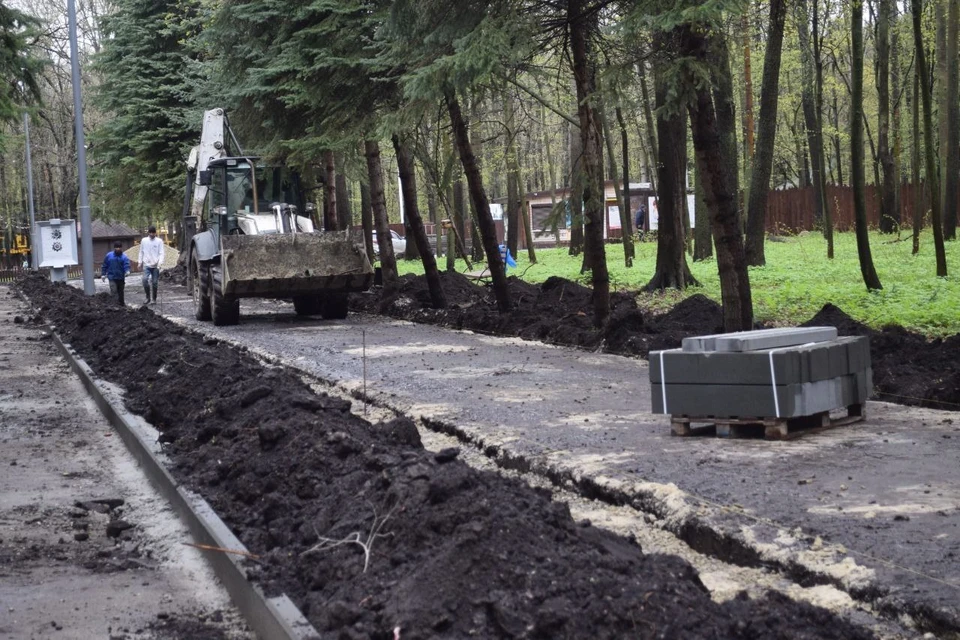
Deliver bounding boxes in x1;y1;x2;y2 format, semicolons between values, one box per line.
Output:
210;264;240;326
293;295;322;316
320;292;349;320
192;258;211;321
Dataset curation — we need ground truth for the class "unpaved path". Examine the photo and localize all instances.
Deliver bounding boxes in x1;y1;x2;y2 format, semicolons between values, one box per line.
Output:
136;281;959;637
0;287;250;639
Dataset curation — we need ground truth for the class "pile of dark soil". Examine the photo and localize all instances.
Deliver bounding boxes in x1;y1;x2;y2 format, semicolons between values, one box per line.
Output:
354;273;960;411
803;304;960;410
20;274;872;640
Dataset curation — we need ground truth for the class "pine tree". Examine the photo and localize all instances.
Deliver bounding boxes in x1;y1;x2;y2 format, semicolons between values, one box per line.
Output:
0;3;43;128
91;0;204;222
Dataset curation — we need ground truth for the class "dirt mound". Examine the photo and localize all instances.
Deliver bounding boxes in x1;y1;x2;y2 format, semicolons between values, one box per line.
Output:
535;276;594;313
650;293;725;333
802;303;873;336
19;274;873;639
642;294;726;354
603;307;650;357
804;304;960;409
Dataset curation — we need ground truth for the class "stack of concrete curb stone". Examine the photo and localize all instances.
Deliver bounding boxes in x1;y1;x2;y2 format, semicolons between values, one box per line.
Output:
650;327;872;422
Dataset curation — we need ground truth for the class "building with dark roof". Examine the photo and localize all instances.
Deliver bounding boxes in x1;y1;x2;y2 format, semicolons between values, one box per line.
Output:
80;220;140;267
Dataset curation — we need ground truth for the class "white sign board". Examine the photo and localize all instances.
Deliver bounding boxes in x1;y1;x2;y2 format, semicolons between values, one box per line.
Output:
648;197;659;230
36;219;79;268
489;203;504;221
647;197;696;230
608;205;621;230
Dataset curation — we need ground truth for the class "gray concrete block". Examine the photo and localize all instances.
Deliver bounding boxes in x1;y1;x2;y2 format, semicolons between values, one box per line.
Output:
846;336;871;373
652;372;867;419
650;348;801;385
651;337;868;386
681;326;838;353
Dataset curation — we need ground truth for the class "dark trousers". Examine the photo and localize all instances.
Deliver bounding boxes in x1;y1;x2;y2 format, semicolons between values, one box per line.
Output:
108;279;126;306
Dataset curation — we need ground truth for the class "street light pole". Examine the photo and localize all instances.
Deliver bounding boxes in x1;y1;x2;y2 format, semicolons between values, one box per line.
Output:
68;0;94;294
22;111;37;270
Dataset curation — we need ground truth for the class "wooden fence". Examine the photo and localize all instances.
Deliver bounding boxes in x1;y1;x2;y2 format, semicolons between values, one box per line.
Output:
765;183;932;233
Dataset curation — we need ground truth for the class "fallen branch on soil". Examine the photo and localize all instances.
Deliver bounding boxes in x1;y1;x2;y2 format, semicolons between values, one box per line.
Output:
301;503;396;572
183;541;261;560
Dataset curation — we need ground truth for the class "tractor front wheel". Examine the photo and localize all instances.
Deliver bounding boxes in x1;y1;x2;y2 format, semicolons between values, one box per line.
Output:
192;257;211;321
210;264;240;326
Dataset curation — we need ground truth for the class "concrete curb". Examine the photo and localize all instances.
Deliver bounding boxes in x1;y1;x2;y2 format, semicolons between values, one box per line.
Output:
48;331;320;640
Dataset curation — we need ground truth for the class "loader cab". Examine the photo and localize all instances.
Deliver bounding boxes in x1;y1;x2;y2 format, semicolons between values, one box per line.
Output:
203;157;310;236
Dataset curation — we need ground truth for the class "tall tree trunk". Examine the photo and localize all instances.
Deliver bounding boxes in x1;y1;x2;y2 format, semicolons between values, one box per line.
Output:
521;198;537;263
796;0;833;258
426;178;440;258
943;0;960;240
851;0;883;290
710;33;741;228
638;60;659;193
832;92;844;185
646;45;697;291
892;7;903;234
468;97;486;262
569;0;610;326
568;118;585;256
744;0;787;266
504;89;521;257
364;140;398;299
742;10;755;207
541;103;561;247
913;70;923;255
453;178;467;259
913;0;949;275
601;104;633;266
878;0;898;233
541;103;562;247
393;135;447;307
615;106;636;263
693;162;712;260
446;92;512;312
683;25;753;332
937;2;948;196
324;150;338;231
360;180;375;262
335;157;351;230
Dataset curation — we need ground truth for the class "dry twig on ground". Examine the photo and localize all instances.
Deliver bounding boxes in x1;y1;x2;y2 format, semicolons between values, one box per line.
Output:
300;502;396;572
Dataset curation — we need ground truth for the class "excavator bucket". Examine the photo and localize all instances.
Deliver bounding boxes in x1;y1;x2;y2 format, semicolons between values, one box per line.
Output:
220;232;373;298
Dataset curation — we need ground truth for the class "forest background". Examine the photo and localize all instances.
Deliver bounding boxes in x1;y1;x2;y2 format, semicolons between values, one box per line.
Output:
0;0;957;333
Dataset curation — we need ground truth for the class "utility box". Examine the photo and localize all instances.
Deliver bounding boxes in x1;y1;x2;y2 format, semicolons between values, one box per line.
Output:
35;219;79;282
651;327;871;439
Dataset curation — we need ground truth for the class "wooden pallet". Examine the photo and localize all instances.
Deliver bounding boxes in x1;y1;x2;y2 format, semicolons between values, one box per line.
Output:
670;403;865;440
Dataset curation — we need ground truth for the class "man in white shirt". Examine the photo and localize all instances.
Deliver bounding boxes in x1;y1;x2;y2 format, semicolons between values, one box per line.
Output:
138;225;165;304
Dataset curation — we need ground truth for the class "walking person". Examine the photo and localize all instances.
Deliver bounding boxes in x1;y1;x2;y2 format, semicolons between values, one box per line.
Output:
634;202;646;239
101;241;131;306
138;225;165;304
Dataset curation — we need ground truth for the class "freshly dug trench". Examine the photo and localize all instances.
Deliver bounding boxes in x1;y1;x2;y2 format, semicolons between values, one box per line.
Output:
20;275;874;639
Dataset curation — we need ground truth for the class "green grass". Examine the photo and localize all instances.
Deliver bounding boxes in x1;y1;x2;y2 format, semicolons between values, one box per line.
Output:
396;230;960;337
